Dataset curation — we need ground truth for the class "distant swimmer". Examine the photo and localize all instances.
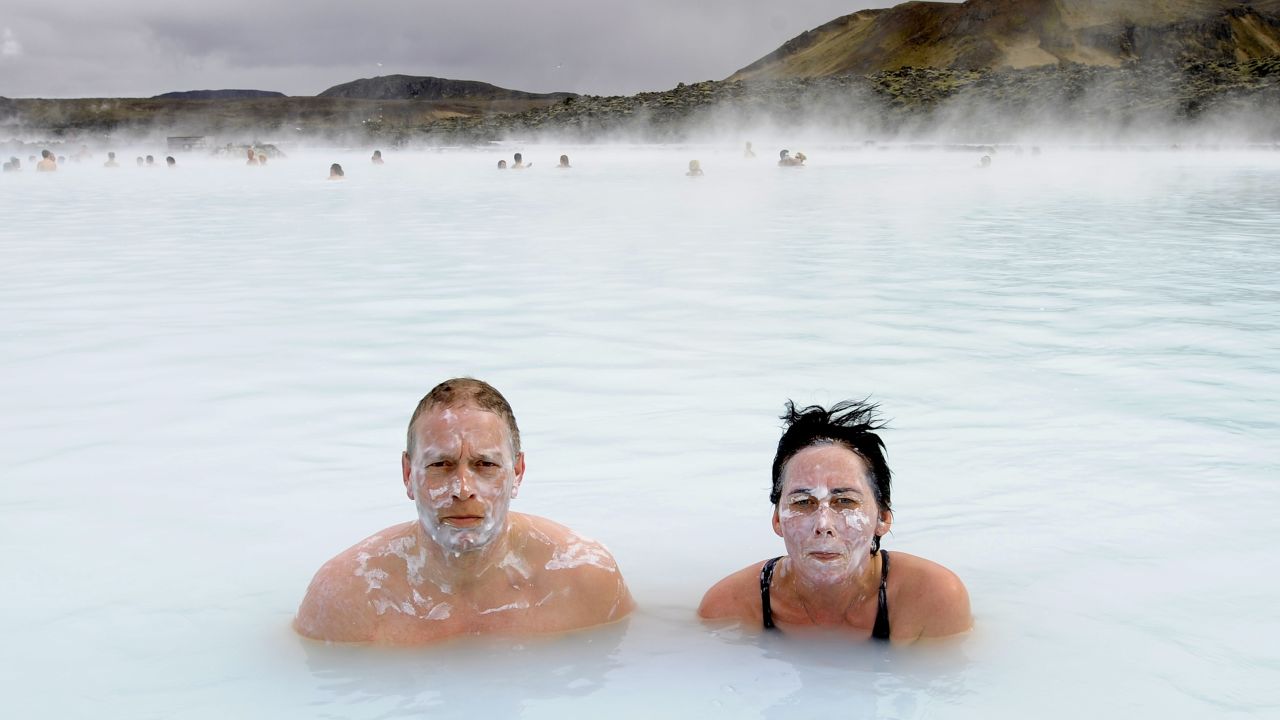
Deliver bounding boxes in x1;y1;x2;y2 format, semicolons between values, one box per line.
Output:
372;149;385;165
744;141;756;158
57;156;67;164
512;152;530;169
978;155;992;168
258;154;268;166
166;156;176;168
145;155;155;167
5;157;20;172
246;148;259;166
36;150;57;172
558;154;571;168
103;152;119;168
136;157;144;167
497;160;508;169
293;378;634;644
778;149;804;167
686;159;704;177
329;163;345;180
2;159;14;172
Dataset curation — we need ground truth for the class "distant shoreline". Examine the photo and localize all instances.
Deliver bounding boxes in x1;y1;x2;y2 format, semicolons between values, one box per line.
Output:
4;59;1279;148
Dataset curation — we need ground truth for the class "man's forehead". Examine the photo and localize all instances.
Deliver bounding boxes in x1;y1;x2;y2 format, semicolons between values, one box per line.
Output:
413;403;510;440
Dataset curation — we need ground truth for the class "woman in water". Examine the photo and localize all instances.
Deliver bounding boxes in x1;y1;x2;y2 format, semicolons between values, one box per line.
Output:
699;401;970;642
328;163;345;180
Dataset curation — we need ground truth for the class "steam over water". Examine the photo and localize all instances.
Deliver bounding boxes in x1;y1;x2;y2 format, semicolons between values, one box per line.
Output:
2;146;1278;718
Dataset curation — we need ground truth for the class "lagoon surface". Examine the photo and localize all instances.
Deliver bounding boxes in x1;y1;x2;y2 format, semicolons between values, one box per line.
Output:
2;146;1278;718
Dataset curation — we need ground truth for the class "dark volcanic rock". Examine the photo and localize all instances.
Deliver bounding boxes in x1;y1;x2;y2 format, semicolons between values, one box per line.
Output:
317;74;576;101
397;59;1280;144
730;0;1280;81
152;89;286;100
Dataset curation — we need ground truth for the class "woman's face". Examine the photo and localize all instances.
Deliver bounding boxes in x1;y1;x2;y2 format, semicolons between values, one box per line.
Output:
773;443;891;584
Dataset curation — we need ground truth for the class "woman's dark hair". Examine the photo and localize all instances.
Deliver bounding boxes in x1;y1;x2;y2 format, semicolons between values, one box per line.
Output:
770;400;892;512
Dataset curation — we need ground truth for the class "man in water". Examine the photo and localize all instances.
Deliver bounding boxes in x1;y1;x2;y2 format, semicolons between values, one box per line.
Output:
512;152;529;169
103;152;119;168
294;378;634;644
36;150;57;172
371;150;384;165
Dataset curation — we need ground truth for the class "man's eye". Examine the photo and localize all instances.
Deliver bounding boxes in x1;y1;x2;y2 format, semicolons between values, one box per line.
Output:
835;497;857;505
792;497;814;506
427;461;450;468
477;461;498;468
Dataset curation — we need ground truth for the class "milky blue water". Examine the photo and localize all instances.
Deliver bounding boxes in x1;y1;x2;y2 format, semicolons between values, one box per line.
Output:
2;146;1277;718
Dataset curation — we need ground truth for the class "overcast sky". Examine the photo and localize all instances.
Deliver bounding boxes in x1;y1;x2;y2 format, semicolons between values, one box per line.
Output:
0;1;908;98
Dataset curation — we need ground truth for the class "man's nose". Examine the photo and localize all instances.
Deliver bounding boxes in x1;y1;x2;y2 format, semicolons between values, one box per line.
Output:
451;466;478;499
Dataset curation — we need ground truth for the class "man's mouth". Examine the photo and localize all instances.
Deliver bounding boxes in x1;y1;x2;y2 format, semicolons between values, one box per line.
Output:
441;514;485;528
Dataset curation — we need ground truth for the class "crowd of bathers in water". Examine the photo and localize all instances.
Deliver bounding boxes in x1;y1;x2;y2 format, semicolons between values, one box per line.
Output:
5;140;1010;177
292;378;972;646
2;145;184;172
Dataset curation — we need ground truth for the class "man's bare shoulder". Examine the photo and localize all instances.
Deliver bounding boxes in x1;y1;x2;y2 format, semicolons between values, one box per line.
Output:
512;513;634;622
698;560;767;621
888;551;972;640
293;522;417;642
515;513;622;574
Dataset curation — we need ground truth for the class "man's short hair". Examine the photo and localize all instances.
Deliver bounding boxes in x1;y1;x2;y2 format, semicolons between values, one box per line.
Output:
770;400;892;512
406;378;521;456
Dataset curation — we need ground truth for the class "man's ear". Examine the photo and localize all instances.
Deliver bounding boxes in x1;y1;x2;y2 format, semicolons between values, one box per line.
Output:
772;506;782;538
511;452;526;498
402;451;414;500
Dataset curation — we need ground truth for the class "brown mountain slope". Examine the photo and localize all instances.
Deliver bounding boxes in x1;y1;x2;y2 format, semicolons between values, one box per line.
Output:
729;0;1280;80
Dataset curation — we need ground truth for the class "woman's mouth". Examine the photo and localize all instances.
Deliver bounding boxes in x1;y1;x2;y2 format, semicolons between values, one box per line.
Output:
807;551;843;562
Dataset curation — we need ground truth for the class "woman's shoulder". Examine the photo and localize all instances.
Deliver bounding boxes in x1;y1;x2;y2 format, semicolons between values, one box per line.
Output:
697;559;771;621
886;551;972;640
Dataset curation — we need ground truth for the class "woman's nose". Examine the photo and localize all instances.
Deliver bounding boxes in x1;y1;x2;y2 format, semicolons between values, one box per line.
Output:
813;506;837;534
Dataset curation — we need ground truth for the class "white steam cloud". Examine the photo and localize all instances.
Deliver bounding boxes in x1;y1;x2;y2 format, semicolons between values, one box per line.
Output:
2;28;22;58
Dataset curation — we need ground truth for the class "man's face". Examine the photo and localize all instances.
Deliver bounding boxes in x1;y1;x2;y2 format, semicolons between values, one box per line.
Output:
772;444;890;584
402;404;524;554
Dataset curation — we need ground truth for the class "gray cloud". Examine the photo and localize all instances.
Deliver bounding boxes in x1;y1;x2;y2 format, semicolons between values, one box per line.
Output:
1;0;894;97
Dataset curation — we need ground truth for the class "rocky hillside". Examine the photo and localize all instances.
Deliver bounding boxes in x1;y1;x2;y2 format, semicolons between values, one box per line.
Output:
406;57;1280;143
151;89;286;100
730;0;1280;80
318;74;576;101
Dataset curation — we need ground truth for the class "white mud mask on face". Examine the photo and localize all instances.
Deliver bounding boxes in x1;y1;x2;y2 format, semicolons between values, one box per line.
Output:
775;446;884;584
407;406;520;555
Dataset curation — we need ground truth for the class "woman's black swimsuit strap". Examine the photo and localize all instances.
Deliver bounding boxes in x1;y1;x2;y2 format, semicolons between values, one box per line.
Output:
760;556;783;629
872;550;891;640
760;550;891;640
